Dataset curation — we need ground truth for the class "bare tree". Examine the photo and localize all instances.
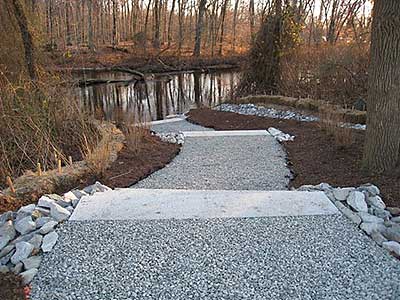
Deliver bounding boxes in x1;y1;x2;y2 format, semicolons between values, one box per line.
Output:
362;0;400;173
193;0;207;56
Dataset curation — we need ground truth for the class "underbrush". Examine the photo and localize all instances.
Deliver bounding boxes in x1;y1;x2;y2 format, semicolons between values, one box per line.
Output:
318;109;354;147
280;43;369;107
0;74;98;188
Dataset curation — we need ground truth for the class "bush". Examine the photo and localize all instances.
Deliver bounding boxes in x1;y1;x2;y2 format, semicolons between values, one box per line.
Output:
0;75;98;187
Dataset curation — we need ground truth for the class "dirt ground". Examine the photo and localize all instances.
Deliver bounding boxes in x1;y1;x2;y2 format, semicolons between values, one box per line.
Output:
0;273;27;300
188;108;400;208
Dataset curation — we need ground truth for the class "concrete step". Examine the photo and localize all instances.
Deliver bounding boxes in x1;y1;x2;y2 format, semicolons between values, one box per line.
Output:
71;188;338;221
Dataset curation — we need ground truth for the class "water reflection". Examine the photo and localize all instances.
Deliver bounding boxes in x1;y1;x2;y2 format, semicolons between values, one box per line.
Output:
77;71;240;122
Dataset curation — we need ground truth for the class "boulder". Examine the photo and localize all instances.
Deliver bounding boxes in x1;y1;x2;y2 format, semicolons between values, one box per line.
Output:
0;265;9;274
20;268;38;285
83;181;111;195
0;220;16;250
11;242;34;264
335;201;361;225
0;249;14;265
382;241;400;256
35;217;53;228
41;231;58;252
0;244;15;259
357;212;384;224
37;196;55;208
14;216;36;235
371;208;391;220
387;207;400;216
382;227;400;243
49;202;71;222
358;184;380;196
0;211;13;227
71;190;88;199
17;204;36;215
34;207;50;217
64;191;78;202
391;216;400;223
28;234;43;250
12;262;23;274
366;195;386;210
39;220;58;234
360;222;385;235
347;191;368;212
47;194;63;202
370;231;388;246
22;255;42;270
332;188;354;201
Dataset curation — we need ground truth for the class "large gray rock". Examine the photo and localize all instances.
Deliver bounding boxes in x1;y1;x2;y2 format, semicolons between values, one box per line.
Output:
366;195;386;210
371;208;391;220
0;220;16;250
0;265;9;274
35;217;53;228
334;201;361;225
22;255;42;270
332;188;354;201
83;181;111;195
347;191;368;213
11;241;34;264
37;196;55;208
71;189;88;200
41;231;58;252
15;216;36;235
17;204;36;215
0;211;13;226
39;220;58;234
28;234;42;250
47;194;63;202
382;227;400;243
12;262;23;274
0;249;14;265
0;244;15;259
357;212;384;224
386;207;400;216
49;202;71;222
382;241;400;256
358;184;380;196
34;207;50;217
20;268;38;285
370;231;388;246
391;216;400;223
360;222;385;235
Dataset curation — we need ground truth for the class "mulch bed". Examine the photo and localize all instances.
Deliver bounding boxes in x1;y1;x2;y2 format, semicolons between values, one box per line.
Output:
0;273;27;300
99;134;180;188
188;108;400;207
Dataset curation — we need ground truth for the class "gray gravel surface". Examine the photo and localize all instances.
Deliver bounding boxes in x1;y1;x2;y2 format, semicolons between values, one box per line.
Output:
134;135;291;190
31;215;400;300
151;120;212;133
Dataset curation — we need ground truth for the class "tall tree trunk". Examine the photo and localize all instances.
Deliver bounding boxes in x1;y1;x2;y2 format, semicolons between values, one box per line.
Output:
249;0;255;39
65;1;72;46
218;0;228;56
362;0;400;173
153;0;161;49
112;0;118;46
88;0;94;50
231;0;240;52
167;0;176;47
193;0;207;56
8;0;37;81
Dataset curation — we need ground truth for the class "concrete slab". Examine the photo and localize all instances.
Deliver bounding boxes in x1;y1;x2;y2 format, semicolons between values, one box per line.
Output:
71;189;338;221
182;130;270;137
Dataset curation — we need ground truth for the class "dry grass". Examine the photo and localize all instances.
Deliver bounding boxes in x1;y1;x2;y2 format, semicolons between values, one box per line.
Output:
0;75;98;188
82;133;111;177
319;108;354;147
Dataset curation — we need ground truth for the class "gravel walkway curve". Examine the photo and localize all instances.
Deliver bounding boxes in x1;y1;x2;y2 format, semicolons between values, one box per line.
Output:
31;215;400;300
134;134;291;190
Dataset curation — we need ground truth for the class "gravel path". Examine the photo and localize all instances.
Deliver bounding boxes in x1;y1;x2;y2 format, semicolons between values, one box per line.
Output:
31;215;400;300
134;135;291;190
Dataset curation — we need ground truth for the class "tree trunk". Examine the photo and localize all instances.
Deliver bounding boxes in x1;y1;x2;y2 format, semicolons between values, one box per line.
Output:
218;0;228;56
88;0;94;50
8;0;37;81
231;0;240;52
249;0;255;39
193;0;207;56
362;0;400;173
112;0;118;46
65;1;72;46
167;0;176;47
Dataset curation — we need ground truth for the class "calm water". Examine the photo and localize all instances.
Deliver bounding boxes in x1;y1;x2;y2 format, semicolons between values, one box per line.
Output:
76;70;240;122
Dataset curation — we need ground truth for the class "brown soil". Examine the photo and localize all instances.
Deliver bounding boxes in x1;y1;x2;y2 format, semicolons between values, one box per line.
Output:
0;273;26;300
99;134;180;188
188;108;400;207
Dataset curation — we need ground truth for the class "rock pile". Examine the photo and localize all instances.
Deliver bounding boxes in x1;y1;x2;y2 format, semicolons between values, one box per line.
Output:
267;127;295;142
0;181;111;285
298;183;400;257
155;132;185;145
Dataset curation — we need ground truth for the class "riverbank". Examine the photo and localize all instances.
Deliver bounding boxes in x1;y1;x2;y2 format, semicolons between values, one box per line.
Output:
51;47;245;74
187;108;400;207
